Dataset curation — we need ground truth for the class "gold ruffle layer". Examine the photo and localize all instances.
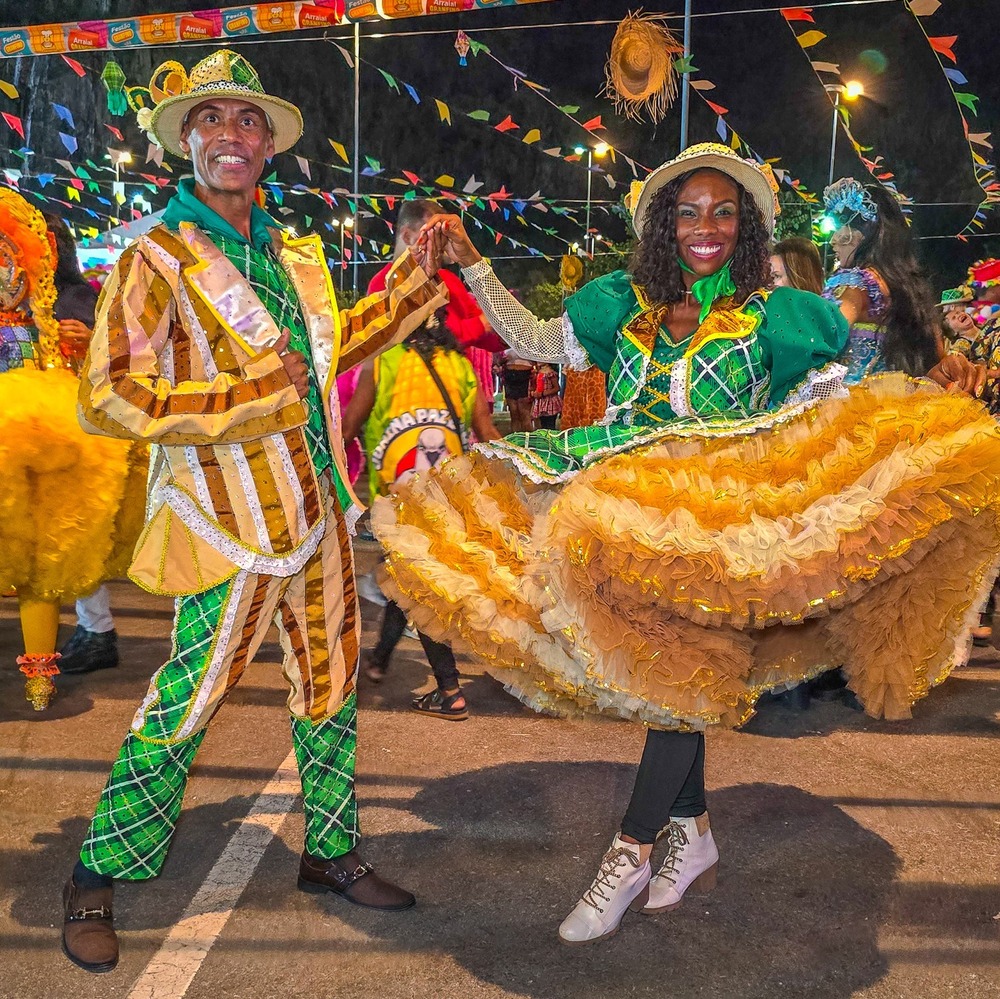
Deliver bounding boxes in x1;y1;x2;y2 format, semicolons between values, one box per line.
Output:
373;375;1000;729
0;368;147;601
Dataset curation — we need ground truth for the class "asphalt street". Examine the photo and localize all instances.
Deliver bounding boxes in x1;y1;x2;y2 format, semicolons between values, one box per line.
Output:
2;545;999;999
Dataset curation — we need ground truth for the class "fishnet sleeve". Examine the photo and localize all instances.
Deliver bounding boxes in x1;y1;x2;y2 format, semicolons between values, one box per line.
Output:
461;259;590;369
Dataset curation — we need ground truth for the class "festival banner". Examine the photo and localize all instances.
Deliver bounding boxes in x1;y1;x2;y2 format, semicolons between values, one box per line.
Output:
0;0;563;56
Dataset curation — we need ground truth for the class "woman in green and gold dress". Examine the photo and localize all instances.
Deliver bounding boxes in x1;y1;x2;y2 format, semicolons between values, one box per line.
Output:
377;144;1000;946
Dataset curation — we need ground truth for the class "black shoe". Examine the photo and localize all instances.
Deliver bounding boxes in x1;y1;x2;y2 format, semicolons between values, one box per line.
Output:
298;850;416;911
62;878;119;973
58;627;119;675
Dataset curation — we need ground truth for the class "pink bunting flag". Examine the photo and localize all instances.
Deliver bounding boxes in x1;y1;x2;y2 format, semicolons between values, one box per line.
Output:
928;36;958;62
494;115;519;133
1;112;24;139
780;7;814;21
402;170;422;185
61;55;86;77
105;124;124;141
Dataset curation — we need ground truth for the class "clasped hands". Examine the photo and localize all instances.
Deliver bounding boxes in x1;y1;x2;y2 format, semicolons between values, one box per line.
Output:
411;213;483;273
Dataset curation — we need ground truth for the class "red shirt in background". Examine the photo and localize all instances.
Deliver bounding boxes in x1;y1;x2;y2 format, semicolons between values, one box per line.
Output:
368;263;506;353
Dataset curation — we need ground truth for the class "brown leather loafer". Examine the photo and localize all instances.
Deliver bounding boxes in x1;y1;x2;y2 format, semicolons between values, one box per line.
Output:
298;850;415;911
62;878;119;973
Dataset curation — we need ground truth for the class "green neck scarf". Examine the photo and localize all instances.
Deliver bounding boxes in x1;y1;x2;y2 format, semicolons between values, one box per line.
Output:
678;258;737;323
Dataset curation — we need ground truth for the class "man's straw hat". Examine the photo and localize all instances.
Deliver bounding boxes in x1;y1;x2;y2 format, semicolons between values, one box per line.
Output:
604;12;685;124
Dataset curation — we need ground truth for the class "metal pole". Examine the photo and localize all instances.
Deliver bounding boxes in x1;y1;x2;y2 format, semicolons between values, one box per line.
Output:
584;148;593;257
339;224;345;294
679;0;693;151
352;21;361;295
828;90;840;188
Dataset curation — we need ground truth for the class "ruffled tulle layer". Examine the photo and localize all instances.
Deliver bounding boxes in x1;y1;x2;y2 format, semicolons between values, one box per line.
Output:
0;368;147;601
373;374;1000;729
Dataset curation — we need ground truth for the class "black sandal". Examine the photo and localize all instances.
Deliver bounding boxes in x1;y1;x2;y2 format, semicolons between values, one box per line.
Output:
412;688;468;721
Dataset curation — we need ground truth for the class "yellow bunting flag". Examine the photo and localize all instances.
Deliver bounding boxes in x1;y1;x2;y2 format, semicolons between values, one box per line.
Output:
328;139;349;164
435;175;455;188
435;99;452;125
795;30;826;48
66;186;80;201
0;80;18;99
522;128;541;145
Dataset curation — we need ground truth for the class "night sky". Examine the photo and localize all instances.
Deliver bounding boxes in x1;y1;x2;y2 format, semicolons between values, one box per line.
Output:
1;0;997;289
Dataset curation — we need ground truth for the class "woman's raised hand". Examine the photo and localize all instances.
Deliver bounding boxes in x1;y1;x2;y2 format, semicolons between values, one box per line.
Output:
418;213;482;268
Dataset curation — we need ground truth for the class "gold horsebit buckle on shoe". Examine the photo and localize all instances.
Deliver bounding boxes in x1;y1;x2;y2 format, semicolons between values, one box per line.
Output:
334;862;373;888
68;906;112;921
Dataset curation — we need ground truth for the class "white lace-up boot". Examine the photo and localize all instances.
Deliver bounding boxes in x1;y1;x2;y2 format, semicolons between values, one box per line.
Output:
643;812;719;914
558;835;651;946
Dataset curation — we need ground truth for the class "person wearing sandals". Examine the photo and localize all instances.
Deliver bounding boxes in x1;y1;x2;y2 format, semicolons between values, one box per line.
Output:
342;308;501;720
374;142;1000;948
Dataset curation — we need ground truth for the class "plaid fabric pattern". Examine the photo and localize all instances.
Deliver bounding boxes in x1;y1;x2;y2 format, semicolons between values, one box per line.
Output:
292;694;359;859
0;323;40;373
214;232;332;478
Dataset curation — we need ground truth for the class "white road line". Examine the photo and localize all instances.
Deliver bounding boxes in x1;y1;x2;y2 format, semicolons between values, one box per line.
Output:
127;750;300;999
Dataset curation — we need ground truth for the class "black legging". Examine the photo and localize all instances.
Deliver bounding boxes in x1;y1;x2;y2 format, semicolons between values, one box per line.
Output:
371;600;460;691
620;730;706;844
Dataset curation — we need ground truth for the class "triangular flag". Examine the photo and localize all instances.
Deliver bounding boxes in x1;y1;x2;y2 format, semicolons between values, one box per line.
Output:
810;61;840;74
944;68;968;86
435;175;455;189
463;175;484;194
105;124;124;141
781;7;815;21
522;128;541;145
542;147;562;157
716;116;727;140
58;131;77;153
66;186;81;202
494;115;519;133
328;139;349;164
334;44;354;68
1;112;24;139
435;100;452;125
402;170;422;185
795;30;826;48
581;116;604;132
557;105;580;114
928;36;958;62
673;55;698;74
0;80;18;100
404;83;420;104
467;109;491;121
955;92;980;115
968;132;992;149
690;80;715;91
52;103;75;129
377;69;400;93
295;155;312;180
909;0;941;15
705;100;729;116
61;55;86;77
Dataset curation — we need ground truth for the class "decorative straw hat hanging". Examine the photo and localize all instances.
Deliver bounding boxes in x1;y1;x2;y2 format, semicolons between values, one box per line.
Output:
604;11;685;124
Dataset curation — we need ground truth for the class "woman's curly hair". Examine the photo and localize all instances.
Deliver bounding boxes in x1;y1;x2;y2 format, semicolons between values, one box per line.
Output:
629;168;771;307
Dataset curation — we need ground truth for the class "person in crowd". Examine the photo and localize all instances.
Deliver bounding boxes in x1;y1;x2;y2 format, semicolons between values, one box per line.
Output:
62;49;445;974
770;236;824;294
43;213;122;676
342;308;501;719
937;285;976;345
500;348;535;431
373;144;1000;946
967;259;1000;328
530;361;563;430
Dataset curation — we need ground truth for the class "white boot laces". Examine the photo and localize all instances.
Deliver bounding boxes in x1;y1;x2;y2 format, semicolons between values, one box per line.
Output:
652;821;689;887
581;845;640;913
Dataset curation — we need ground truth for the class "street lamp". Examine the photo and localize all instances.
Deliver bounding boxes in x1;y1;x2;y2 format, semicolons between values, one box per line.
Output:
575;142;609;257
824;81;864;187
332;216;354;293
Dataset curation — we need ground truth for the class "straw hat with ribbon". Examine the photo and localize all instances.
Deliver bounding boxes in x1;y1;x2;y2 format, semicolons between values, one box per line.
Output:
605;11;685;124
126;49;303;159
631;142;781;238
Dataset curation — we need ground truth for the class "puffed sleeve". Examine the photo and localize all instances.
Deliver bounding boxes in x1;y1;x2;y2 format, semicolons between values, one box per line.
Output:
563;271;639;374
756;286;850;405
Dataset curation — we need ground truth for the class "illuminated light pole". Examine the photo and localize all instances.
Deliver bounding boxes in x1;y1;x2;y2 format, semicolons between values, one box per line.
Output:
333;216;355;293
575;142;610;257
824;80;864;187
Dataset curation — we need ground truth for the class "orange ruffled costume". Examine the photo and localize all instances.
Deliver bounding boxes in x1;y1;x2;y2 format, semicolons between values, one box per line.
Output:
373;374;1000;729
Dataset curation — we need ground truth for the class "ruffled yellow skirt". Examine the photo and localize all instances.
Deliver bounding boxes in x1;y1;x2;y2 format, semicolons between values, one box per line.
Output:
0;368;147;602
373;374;1000;729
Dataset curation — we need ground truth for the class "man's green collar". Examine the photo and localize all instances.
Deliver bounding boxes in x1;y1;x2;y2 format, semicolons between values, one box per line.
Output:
162;177;278;251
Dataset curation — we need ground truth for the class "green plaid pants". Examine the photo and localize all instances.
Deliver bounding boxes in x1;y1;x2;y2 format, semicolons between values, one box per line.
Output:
80;574;359;880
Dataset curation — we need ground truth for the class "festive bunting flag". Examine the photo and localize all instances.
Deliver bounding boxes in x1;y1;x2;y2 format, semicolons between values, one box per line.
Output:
334;44;354;68
435;100;452;125
716;117;727;140
581;116;604;132
522;128;541;145
673;55;698;74
928;36;958;62
690;80;715;91
435;175;455;188
61;55;86;76
463;175;484;193
328;139;349;164
404;83;420;104
402;170;422;185
908;0;941;15
705;100;729;115
944;68;968;85
105;124;124;141
494;114;518;133
295;155;312;180
781;8;815;22
1;112;23;138
467;109;490;121
557;105;580;114
59;132;78;153
968;133;993;149
955;93;980;115
0;80;18;100
810;61;840;74
378;69;400;93
52;103;75;129
795;30;826;48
